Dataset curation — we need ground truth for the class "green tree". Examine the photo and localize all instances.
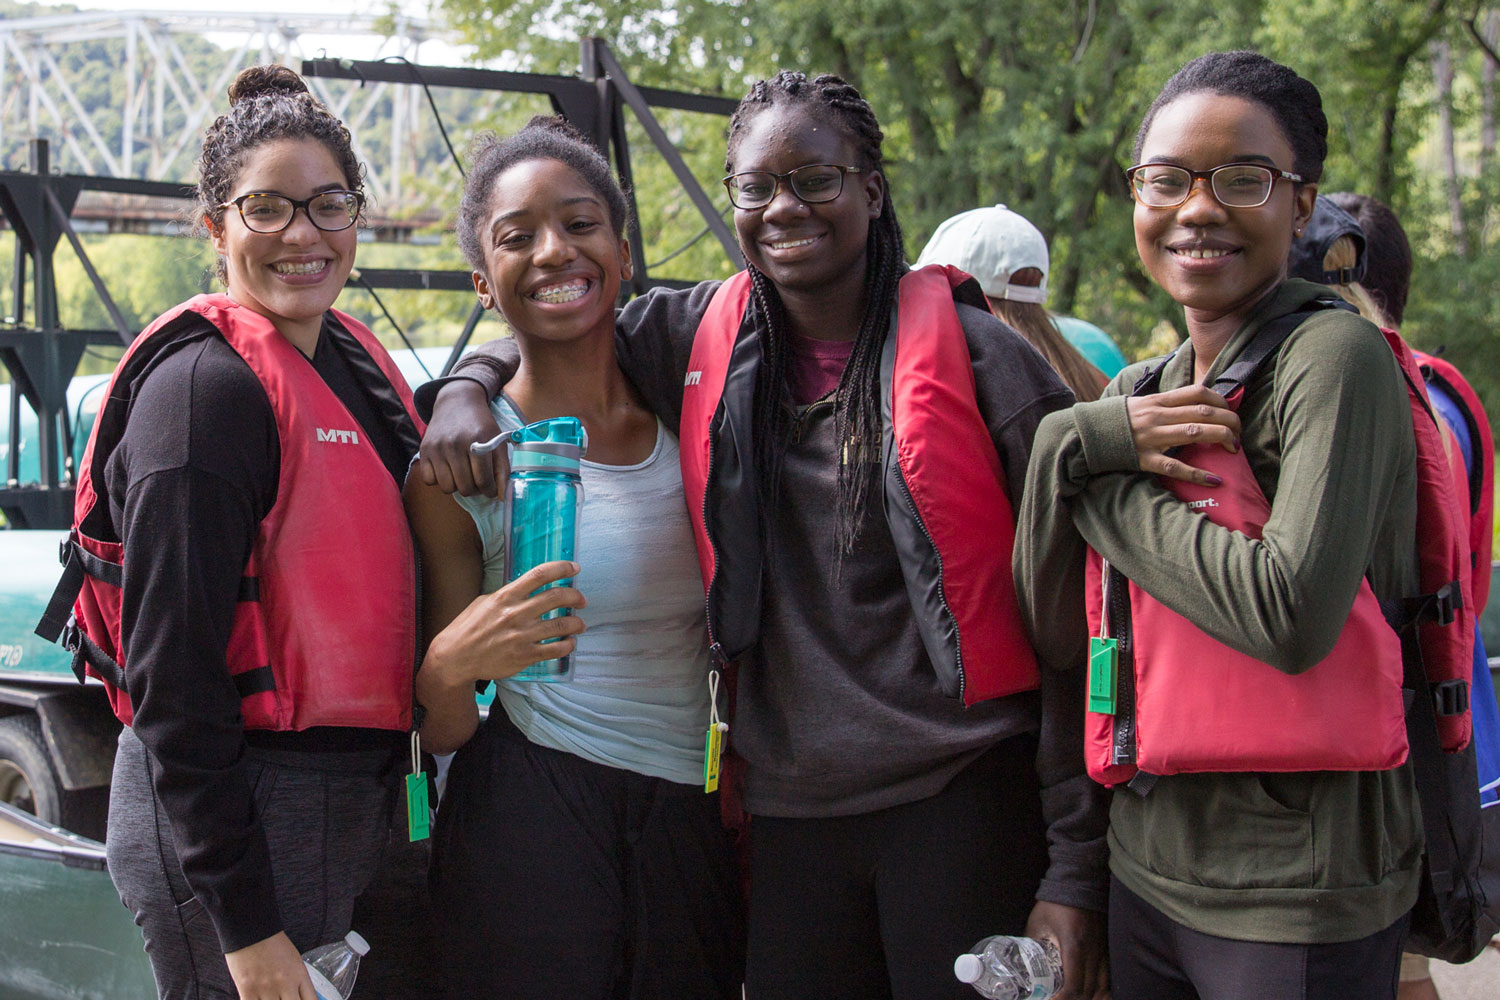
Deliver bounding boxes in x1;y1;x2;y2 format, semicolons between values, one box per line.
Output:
435;0;1500;408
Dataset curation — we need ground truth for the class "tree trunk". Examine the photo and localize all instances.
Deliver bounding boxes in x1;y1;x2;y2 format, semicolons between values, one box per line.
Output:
1434;39;1468;254
1376;0;1451;205
1484;9;1497;174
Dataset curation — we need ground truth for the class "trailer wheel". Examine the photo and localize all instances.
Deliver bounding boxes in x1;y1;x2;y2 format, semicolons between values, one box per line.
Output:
0;713;109;838
0;714;61;822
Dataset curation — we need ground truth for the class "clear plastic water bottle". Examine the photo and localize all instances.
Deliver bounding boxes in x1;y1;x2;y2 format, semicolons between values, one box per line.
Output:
502;416;586;681
302;930;369;1000
953;935;1062;999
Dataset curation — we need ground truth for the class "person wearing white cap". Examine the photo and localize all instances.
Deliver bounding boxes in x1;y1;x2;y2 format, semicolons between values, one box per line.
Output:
916;204;1118;399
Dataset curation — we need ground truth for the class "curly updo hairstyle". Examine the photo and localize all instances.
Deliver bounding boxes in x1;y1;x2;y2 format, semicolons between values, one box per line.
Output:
1134;50;1328;185
456;115;631;277
724;70;907;558
197;65;364;283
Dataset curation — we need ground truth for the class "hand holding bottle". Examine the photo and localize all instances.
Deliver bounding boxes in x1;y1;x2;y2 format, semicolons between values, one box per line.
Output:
424;561;585;687
224;931;318;1000
301;931;369;1000
954;935;1062;1000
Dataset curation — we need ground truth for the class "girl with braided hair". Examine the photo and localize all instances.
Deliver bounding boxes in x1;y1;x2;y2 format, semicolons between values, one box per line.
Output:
417;71;1108;999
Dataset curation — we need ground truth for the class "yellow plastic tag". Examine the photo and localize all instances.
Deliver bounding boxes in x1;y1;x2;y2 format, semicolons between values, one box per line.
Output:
704;722;727;793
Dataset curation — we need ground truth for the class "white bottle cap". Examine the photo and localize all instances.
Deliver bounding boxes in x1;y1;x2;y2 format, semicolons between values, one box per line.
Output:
954;954;982;983
344;931;370;956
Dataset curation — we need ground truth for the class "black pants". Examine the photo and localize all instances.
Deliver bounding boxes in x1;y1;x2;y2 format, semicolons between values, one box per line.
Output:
744;734;1049;1000
430;714;745;1000
1109;875;1410;1000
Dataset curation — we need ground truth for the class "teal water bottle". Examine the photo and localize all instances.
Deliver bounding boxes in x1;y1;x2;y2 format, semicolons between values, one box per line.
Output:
502;417;586;681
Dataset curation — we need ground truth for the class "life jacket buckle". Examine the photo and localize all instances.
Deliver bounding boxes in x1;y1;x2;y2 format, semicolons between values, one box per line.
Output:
1432;679;1469;717
1430;582;1460;626
58;613;81;654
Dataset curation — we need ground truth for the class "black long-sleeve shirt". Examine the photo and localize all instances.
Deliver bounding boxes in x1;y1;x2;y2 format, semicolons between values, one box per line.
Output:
106;316;412;952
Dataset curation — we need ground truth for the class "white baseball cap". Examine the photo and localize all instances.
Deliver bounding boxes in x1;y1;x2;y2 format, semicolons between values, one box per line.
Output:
915;204;1050;304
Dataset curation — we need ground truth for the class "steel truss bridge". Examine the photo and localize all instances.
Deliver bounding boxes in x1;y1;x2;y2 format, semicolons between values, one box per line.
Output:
0;9;448;209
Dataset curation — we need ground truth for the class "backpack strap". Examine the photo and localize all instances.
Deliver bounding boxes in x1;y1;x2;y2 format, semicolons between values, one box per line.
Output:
1128;298;1353;402
1396;618;1463;934
1208;297;1356;399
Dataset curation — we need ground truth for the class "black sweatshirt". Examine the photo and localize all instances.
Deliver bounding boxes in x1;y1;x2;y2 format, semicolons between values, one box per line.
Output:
418;282;1111;912
106;316;411;953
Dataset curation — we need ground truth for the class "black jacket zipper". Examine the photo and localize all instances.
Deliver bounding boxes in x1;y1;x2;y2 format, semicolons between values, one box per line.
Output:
1105;561;1138;765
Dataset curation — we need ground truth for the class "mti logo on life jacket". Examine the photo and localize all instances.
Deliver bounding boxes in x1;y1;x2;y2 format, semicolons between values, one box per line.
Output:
684;371;703;387
316;427;361;445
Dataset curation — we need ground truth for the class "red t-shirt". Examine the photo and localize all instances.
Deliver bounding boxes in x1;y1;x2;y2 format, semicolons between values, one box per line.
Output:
787;331;855;405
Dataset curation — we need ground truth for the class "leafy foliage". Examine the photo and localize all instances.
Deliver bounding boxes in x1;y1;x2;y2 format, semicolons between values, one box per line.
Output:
1;0;1496;429
435;0;1498;401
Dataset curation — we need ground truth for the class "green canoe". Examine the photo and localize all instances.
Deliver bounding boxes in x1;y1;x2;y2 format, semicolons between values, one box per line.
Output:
0;801;154;999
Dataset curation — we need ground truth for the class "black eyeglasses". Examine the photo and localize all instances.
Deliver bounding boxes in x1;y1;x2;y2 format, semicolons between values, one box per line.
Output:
220;190;365;234
1125;162;1302;209
721;164;863;211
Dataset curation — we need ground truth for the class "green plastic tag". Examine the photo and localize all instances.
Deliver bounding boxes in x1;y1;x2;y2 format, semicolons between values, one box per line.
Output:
1088;637;1118;715
405;772;431;842
703;723;726;793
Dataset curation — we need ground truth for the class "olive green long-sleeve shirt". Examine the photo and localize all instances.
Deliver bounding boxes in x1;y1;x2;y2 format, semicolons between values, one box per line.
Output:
1015;280;1423;943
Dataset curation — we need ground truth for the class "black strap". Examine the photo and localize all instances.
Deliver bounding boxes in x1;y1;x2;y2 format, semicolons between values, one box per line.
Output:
1209;298;1354;398
63;616;272;710
38;538;258;646
35;539;87;644
1384;584;1466;632
1399;621;1462;928
1127;299;1350;403
74;545;122;588
62;618;128;692
233;665;276;698
1130;357;1172;397
1380;593;1470;718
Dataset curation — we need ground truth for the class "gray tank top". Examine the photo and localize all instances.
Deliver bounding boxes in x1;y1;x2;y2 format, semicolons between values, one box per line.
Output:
454;396;711;785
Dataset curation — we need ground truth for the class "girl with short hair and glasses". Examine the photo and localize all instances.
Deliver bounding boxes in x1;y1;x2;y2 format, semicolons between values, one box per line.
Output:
1018;50;1423;999
416;70;1109;1000
82;64;427;999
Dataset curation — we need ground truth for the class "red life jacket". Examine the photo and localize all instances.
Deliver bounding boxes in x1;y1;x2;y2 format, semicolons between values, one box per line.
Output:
1084;305;1473;786
679;265;1039;706
1415;350;1493;615
38;294;423;731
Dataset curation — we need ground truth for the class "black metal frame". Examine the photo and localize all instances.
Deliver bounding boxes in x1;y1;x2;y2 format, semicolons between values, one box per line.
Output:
1;38;739;529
